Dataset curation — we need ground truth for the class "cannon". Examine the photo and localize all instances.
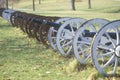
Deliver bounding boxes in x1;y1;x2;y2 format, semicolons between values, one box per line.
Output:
1;9;87;50
56;18;109;57
73;19;120;76
14;12;87;49
9;11;60;47
0;8;119;76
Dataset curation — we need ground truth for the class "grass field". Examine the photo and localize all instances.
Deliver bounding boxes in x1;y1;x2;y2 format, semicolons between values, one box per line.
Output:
0;0;120;80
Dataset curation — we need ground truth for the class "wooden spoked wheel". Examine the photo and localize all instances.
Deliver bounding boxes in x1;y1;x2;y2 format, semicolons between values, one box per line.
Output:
73;18;110;64
48;17;71;50
56;18;86;56
91;20;120;76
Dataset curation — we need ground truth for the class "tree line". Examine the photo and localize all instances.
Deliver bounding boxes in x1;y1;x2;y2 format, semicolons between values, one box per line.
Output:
32;0;92;11
0;0;20;8
0;0;92;11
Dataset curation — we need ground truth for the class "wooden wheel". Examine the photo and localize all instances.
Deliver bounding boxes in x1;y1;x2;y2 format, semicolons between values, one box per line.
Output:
48;17;71;50
56;18;86;56
91;20;120;76
73;18;110;64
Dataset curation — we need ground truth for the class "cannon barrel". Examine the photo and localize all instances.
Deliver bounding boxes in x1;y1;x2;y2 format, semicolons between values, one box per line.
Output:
16;14;78;31
32;18;61;27
32;18;78;31
16;14;61;27
83;30;119;39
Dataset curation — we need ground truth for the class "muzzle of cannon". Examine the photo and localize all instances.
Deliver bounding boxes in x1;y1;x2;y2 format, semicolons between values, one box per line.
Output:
2;9;15;22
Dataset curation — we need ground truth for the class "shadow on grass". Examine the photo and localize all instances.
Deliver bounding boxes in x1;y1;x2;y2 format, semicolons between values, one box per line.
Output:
0;36;47;53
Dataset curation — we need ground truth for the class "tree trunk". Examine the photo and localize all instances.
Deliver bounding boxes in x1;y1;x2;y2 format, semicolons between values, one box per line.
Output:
39;0;41;4
71;0;76;11
0;0;6;8
6;0;8;9
33;0;35;11
88;0;91;9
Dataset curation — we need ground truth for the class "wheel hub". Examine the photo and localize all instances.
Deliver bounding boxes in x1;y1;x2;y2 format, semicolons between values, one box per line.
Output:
115;46;120;57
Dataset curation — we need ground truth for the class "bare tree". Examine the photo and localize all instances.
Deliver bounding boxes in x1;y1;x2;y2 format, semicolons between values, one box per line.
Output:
33;0;35;11
39;0;41;4
71;0;76;10
6;0;8;9
88;0;91;9
0;0;7;8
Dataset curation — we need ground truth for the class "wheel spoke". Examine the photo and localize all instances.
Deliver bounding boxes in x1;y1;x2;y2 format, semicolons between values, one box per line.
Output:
102;54;115;69
83;47;90;57
77;40;91;45
77;46;84;55
62;40;67;46
59;39;64;43
77;23;80;28
91;24;97;31
70;24;75;35
62;40;72;47
84;54;91;62
97;44;114;52
113;57;118;75
105;33;116;48
78;47;90;56
51;27;57;32
53;29;57;32
98;51;114;58
52;37;56;39
116;27;120;45
66;45;72;55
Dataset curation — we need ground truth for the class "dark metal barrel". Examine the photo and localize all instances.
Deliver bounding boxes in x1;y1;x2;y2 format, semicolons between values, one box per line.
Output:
83;30;119;39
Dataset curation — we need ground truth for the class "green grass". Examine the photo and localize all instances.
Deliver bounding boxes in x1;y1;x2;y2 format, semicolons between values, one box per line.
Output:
0;18;94;80
0;0;120;80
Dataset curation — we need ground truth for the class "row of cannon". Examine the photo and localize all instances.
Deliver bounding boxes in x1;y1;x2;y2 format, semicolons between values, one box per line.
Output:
0;8;120;76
